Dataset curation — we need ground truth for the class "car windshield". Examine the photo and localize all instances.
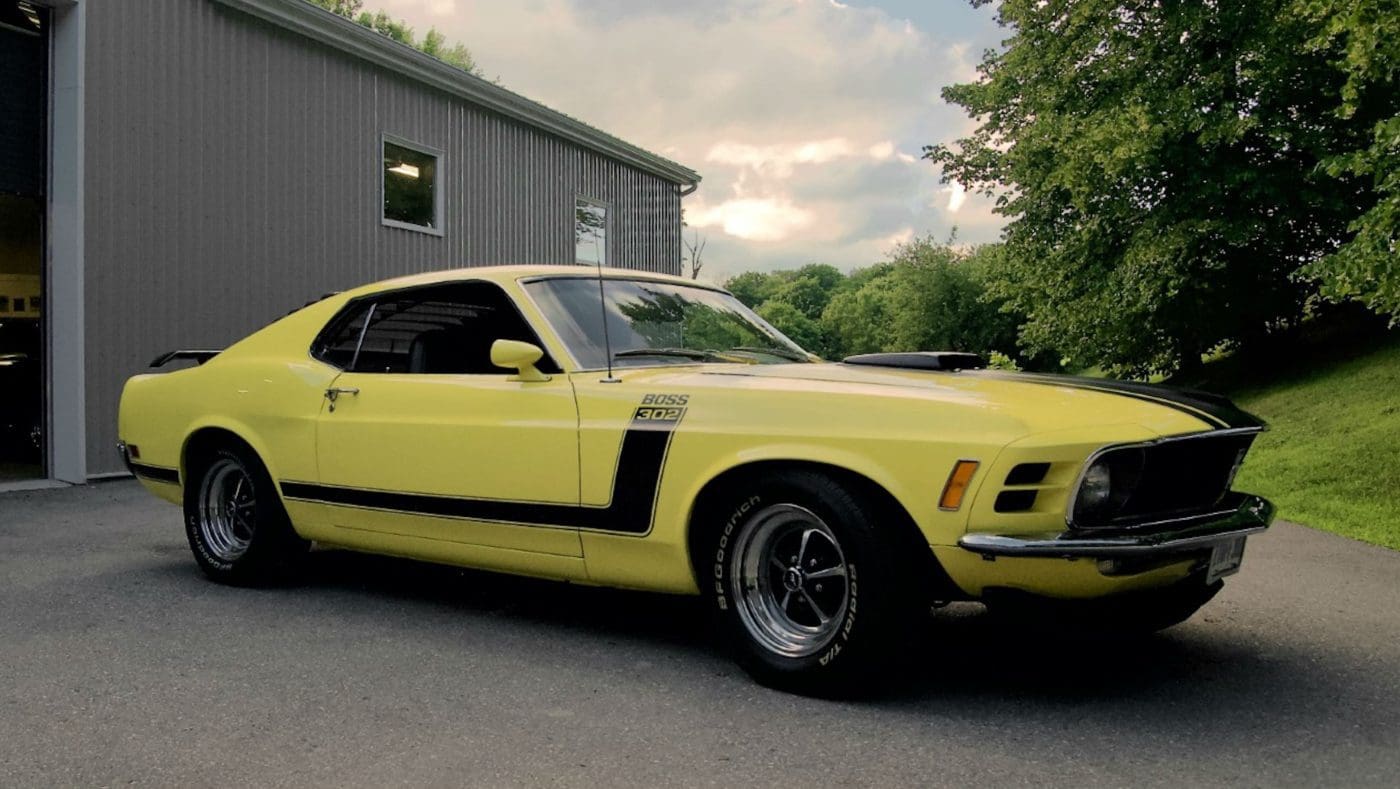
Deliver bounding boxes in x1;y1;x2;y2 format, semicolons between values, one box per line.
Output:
523;276;812;369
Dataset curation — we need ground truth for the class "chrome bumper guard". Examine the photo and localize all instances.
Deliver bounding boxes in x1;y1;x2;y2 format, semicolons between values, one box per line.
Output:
116;441;135;475
958;494;1274;559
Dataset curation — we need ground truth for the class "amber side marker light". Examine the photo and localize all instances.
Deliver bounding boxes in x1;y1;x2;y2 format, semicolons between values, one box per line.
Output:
939;460;980;511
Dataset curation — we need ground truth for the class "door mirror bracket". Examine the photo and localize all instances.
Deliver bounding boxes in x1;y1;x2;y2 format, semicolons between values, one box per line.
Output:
490;340;551;382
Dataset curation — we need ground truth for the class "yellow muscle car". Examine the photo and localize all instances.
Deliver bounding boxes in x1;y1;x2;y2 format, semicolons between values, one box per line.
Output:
118;265;1273;694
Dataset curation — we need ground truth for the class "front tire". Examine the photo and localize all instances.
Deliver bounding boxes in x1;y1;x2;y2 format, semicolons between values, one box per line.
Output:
701;470;921;696
184;444;308;585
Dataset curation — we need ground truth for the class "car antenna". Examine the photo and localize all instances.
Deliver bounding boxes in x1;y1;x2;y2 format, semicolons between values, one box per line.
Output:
594;250;620;384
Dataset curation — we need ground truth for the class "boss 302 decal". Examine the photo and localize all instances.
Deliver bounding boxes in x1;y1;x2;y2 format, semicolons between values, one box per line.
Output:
279;395;689;535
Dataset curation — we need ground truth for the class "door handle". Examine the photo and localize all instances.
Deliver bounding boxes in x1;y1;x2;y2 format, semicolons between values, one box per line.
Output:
324;386;359;412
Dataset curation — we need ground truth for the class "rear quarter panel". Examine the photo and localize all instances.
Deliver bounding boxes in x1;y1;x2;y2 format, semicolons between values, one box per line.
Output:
117;298;347;509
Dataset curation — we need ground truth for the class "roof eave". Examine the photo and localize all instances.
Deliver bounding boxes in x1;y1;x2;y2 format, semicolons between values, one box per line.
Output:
211;0;701;188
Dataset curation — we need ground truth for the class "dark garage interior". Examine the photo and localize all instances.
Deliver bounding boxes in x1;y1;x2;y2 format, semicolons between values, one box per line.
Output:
0;1;47;482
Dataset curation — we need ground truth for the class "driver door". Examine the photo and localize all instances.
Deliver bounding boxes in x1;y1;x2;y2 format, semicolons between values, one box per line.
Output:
311;281;582;558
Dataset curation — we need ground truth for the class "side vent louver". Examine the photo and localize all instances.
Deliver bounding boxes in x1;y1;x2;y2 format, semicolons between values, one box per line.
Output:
995;463;1051;512
995;490;1038;512
1005;463;1050;486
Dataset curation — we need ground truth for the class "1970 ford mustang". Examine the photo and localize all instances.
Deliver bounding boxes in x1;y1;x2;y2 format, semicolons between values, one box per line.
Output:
119;265;1273;694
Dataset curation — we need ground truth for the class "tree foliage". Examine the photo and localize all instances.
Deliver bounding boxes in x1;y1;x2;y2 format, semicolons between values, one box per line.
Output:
309;0;477;74
723;239;1050;369
927;0;1392;375
1299;0;1400;318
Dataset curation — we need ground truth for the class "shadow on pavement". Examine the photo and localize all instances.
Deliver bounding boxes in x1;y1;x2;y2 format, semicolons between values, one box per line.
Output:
275;548;1358;713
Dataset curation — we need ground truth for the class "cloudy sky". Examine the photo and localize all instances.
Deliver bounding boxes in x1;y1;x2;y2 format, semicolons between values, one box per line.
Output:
375;0;1008;280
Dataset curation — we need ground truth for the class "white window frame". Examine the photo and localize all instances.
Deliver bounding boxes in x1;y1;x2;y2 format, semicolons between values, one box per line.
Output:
573;195;610;267
380;133;444;237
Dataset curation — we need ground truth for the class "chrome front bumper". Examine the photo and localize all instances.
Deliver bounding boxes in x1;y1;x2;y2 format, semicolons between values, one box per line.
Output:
958;494;1274;559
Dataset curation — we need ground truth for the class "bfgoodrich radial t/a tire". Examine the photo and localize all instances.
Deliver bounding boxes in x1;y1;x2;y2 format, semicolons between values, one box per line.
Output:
183;444;308;586
701;470;921;695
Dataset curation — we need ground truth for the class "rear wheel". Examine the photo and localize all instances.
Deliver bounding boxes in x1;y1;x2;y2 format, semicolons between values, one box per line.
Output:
700;470;922;696
184;444;308;585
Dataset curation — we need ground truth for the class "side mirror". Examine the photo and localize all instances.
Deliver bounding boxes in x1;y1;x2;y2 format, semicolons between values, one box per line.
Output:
490;339;550;383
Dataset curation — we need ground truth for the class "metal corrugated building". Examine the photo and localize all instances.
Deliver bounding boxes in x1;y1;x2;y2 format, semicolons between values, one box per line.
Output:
2;0;699;484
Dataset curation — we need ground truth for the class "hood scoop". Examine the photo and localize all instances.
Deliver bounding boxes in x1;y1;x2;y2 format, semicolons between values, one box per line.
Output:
842;351;987;372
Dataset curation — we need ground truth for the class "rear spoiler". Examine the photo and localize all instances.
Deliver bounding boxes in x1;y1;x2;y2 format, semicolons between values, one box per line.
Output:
149;350;222;368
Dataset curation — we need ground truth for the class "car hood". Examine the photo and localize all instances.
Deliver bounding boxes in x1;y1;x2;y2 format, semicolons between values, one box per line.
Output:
601;361;1259;438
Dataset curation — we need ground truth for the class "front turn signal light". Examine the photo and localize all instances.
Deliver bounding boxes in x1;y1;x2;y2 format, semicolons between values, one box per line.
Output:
939;460;979;511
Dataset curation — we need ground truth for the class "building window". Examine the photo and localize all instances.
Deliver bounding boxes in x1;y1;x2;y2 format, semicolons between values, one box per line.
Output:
575;197;608;266
382;136;442;235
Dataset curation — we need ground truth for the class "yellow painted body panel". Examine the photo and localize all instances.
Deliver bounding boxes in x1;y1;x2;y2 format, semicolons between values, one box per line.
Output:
118;265;1245;601
311;371;582;557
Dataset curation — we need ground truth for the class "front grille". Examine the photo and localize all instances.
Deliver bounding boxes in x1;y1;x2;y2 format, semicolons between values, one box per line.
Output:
1072;431;1256;529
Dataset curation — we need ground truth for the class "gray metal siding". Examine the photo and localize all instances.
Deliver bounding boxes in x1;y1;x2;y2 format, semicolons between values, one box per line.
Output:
83;0;683;474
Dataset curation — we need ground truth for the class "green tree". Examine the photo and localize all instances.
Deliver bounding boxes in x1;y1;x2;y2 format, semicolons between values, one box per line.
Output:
355;10;414;44
820;270;900;356
885;240;1024;361
773;264;844;320
420;27;477;73
757;300;829;357
311;0;362;16
1300;0;1400;318
308;1;478;74
928;0;1380;376
723;271;785;308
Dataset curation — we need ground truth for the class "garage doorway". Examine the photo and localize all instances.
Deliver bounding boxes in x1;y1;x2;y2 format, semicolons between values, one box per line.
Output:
0;1;48;482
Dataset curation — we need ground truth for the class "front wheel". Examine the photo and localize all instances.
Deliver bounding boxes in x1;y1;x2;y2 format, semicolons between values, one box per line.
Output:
701;470;922;696
184;444;308;585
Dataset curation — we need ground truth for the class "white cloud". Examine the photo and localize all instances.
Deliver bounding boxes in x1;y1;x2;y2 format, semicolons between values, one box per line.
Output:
943;181;968;213
687;197;815;242
373;0;1002;277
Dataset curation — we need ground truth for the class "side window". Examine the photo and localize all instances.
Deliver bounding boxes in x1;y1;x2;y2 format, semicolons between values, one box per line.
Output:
314;283;558;375
312;301;374;369
574;197;608;266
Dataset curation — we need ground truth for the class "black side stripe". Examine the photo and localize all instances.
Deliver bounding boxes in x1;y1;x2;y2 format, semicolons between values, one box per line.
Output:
279;406;685;535
970;371;1265;430
131;463;180;484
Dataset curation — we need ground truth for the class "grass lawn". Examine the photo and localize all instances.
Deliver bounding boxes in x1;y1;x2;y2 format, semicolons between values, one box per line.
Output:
1193;336;1400;550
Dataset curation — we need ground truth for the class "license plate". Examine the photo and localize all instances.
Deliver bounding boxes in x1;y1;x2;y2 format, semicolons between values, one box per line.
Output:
1206;537;1247;584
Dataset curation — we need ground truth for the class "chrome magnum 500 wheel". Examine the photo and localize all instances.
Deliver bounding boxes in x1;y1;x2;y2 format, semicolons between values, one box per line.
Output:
702;470;923;696
196;458;257;563
183;443;308;585
731;504;850;659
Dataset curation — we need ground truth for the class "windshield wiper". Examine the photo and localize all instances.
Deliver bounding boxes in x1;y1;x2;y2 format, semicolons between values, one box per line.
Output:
613;348;724;361
727;346;812;362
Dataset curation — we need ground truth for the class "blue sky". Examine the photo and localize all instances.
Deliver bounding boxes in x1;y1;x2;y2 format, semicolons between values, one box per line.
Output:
377;0;1007;279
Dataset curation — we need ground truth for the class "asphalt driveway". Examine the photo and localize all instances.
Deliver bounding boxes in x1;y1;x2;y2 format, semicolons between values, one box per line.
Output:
1;481;1397;787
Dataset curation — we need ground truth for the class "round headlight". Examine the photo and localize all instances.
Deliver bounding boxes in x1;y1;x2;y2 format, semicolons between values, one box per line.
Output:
1077;461;1113;513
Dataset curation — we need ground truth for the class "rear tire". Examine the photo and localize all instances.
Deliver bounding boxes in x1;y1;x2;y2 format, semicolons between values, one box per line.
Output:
183;444;308;586
699;470;922;696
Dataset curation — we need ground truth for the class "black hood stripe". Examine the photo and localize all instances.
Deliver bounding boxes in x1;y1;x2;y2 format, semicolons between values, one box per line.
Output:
279;406;684;535
970;371;1265;430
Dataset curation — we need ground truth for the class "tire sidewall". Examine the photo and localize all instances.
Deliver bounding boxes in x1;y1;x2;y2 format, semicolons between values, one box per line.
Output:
704;473;901;690
183;445;301;584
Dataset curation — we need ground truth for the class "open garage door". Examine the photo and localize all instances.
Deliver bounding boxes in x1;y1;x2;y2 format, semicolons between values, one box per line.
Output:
0;1;48;482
